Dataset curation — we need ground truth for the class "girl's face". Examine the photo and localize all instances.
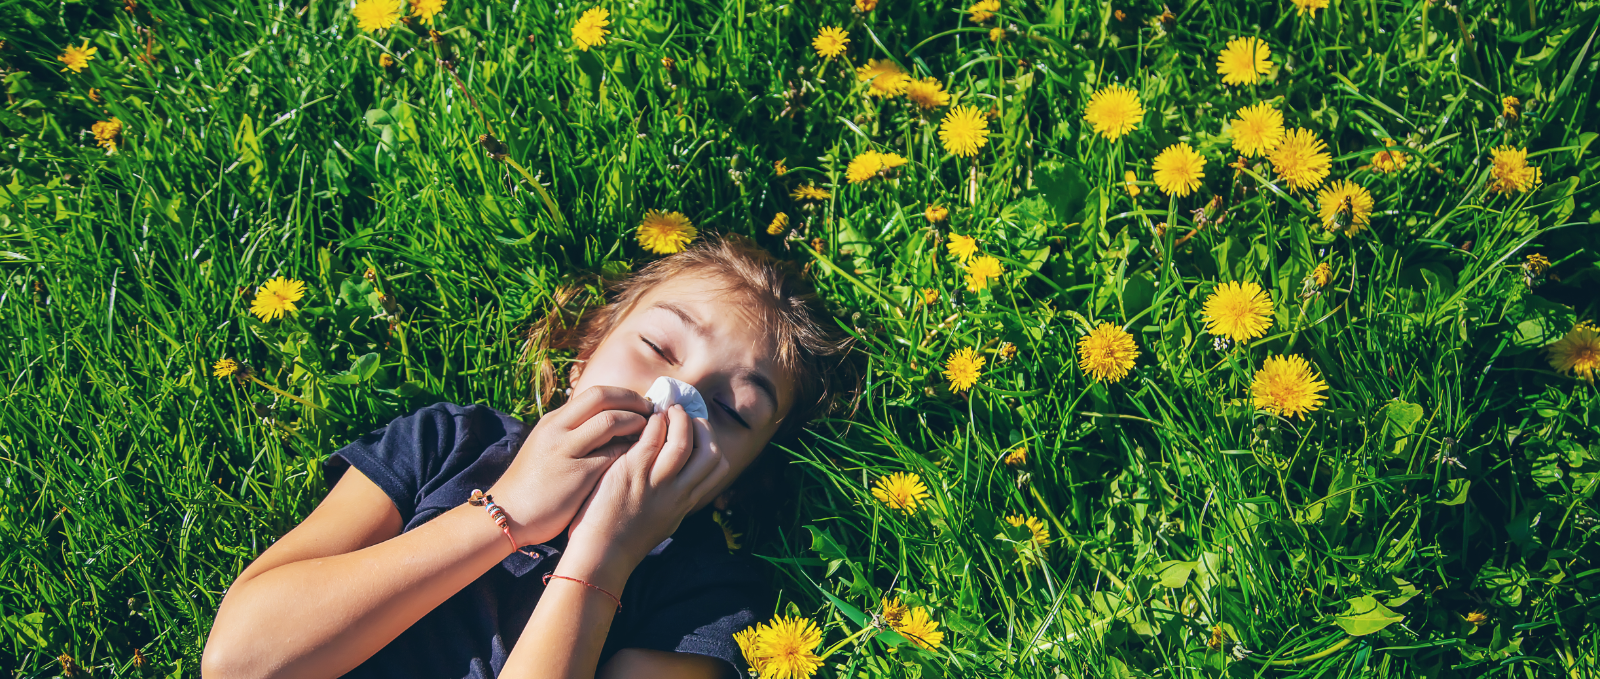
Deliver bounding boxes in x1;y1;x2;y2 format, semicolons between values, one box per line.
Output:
569;275;795;510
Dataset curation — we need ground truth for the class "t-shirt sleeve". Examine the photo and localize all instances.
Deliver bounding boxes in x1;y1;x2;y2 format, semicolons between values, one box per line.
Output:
323;402;498;524
611;556;769;679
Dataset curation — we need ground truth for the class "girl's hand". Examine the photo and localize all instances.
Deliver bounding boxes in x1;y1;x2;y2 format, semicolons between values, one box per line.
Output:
488;386;653;546
558;403;729;589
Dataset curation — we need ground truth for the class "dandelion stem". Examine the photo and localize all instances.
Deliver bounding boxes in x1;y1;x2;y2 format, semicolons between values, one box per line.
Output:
247;376;354;425
817;621;877;660
1249;634;1357;666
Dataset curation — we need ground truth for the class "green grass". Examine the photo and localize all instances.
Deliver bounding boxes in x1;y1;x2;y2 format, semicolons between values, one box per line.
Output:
2;0;1599;676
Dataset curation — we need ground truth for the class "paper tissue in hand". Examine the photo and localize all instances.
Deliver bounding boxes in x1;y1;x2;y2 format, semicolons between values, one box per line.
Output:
643;376;709;420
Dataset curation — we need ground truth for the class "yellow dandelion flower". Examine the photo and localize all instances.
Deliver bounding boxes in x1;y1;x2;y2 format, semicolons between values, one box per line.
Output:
944;346;985;392
1216;36;1273;86
939;105;991;158
855;0;878;11
1312;262;1332;288
1290;0;1328;17
1152;142;1206;197
1269;128;1332;192
379;53;396;68
1076;322;1140;383
845;150;907;183
1501;95;1520;120
1229;102;1285;158
1488;146;1542;194
1123;170;1141;197
1547;322;1600;382
963;255;1003;292
871;472;932;513
411;0;445;23
856;59;910;97
58;39;98;73
1004;515;1050;561
571;7;611;51
1371;137;1409;174
1083;84;1143;142
733;624;770;676
1250;354;1329;419
880;598;909;626
969;0;1000;23
774;159;788;176
712;510;744;550
351;0;402;31
1202;280;1273;342
1003;445;1027;467
791;183;832;201
767;212;789;236
920;288;940;306
924;204;949;223
636;210;696;254
906;78;950;110
92;117;124;152
989;26;1007;42
997;341;1017;362
893;605;945;651
946;233;978;263
1523;253;1551;279
845;151;882;183
212;358;241;379
1316;179;1375;236
752;616;824;679
812;26;849;59
250;276;308;322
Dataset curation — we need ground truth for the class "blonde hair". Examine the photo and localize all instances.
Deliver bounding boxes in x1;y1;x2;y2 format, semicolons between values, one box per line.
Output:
523;234;858;443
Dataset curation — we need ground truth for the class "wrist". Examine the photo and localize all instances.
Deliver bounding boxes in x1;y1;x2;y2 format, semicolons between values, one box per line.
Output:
481;486;559;546
461;490;531;554
450;501;520;559
554;541;639;594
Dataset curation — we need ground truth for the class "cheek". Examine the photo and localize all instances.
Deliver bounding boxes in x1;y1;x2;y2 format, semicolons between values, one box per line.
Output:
710;428;764;475
572;341;655;393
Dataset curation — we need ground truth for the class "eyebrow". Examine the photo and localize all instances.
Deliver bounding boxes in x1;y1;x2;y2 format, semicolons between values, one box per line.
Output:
649;301;781;417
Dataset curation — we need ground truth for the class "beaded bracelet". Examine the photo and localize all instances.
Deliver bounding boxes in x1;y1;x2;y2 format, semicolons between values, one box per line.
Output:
544;573;623;611
467;489;519;552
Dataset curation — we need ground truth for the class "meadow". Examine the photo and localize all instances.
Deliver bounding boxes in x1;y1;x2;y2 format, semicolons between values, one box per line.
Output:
2;0;1599;676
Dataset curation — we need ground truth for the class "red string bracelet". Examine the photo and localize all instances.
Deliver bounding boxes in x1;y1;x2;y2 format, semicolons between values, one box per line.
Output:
467;489;519;552
544;573;622;611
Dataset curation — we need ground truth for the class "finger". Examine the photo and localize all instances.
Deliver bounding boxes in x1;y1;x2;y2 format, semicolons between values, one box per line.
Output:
568;409;648;458
649;404;695;486
549;385;654;430
687;454;732;509
672;417;721;490
620;411;668;467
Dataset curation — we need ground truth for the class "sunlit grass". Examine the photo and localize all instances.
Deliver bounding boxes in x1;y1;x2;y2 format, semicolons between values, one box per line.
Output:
1;0;1598;676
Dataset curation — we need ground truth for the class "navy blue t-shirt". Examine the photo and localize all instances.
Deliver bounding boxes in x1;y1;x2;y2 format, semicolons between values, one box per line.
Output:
322;402;771;679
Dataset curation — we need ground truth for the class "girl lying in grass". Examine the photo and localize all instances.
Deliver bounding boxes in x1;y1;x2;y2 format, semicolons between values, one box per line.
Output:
202;235;857;679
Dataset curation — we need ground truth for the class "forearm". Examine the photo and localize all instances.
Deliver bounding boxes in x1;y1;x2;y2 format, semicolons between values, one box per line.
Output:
206;504;515;679
500;549;637;679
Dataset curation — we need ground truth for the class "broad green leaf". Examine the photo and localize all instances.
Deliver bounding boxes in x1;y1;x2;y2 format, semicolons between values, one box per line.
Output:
1380;400;1425;457
1334;595;1404;636
1438;478;1471;505
1154;560;1196;589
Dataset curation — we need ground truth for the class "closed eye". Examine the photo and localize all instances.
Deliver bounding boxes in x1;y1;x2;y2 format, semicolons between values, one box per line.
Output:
717;400;751;429
640;335;675;364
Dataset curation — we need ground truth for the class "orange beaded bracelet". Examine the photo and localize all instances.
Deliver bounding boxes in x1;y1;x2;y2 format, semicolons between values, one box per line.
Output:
467;489;519;552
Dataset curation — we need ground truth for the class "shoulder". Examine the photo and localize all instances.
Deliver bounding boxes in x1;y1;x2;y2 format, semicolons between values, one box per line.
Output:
324;402;527;523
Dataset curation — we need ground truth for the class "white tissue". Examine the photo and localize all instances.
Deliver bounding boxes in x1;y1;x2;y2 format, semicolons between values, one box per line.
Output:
643;376;709;420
